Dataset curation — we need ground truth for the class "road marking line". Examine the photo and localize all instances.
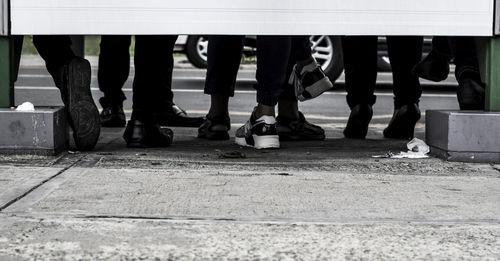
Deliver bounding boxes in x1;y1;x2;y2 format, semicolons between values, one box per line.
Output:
14;86;458;98
118;109;425;122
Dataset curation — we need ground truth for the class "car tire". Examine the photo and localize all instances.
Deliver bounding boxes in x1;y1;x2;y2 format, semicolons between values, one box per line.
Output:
310;35;344;84
186;35;208;69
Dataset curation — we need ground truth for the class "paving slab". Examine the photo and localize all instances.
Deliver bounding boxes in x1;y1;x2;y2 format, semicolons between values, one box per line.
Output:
0;166;64;210
0;216;498;260
4;167;500;222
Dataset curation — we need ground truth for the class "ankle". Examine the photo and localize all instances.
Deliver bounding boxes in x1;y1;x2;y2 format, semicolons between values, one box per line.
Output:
278;99;300;119
254;104;275;119
208;95;229;118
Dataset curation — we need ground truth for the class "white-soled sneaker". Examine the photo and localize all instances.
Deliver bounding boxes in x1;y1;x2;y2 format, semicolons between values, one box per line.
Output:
235;111;280;149
289;61;333;102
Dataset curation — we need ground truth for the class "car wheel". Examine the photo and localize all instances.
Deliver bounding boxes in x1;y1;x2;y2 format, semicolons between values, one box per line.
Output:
186;35;208;69
310;35;344;83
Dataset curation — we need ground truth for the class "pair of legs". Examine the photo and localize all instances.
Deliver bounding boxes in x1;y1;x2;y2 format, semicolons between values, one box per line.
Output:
98;35;203;129
342;36;423;139
13;36;100;150
200;35;327;148
118;35;184;147
413;37;485;110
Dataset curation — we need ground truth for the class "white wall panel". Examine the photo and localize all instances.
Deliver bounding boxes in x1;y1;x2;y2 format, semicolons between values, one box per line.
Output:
11;0;495;36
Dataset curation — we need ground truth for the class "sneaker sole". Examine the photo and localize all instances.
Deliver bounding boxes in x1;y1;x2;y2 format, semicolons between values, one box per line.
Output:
235;135;280;149
298;77;333;101
66;58;101;150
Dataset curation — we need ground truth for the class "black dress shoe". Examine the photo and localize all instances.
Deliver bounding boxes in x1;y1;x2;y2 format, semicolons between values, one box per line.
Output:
57;57;100;151
343;104;373;139
412;50;450;82
123;119;173;148
158;104;204;127
100;105;126;127
383;103;421;140
457;78;485;110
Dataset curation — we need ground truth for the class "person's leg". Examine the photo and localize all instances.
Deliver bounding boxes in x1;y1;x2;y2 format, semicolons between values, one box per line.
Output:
152;35;204;127
12;36;24;83
123;35;175;148
97;35;131;127
277;36;325;141
448;37;485;110
289;35;333;101
383;36;423;139
32;36;76;82
388;36;423;109
33;35;100;150
412;36;451;82
98;35;130;108
254;36;290;113
341;36;377;139
198;35;245;140
235;36;290;149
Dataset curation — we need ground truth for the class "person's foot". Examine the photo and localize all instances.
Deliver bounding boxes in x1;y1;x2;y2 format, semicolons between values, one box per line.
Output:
412;50;450;82
290;61;333;102
198;114;231;140
99;99;126;127
235;109;280;149
277;111;325;141
158;104;204;127
57;57;100;151
383;103;421;140
457;78;485;110
123;119;173;148
343;104;373;139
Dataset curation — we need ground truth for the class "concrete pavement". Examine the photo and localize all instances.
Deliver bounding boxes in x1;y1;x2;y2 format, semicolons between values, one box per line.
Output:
0;126;499;260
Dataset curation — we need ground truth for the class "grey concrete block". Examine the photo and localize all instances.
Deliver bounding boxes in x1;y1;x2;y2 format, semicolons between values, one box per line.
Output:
0;107;68;155
426;110;500;162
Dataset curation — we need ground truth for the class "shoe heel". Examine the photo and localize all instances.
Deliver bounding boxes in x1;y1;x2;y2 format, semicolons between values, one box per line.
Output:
253;135;280;149
384;106;420;139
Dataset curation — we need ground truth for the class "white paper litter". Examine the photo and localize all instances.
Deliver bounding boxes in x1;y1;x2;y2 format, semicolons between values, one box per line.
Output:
372;138;430;159
15;102;35;111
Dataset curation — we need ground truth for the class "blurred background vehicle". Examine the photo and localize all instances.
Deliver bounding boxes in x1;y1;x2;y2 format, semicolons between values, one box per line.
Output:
174;35;344;82
175;35;432;83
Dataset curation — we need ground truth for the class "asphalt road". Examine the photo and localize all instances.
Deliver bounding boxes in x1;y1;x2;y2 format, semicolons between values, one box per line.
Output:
15;55;460;130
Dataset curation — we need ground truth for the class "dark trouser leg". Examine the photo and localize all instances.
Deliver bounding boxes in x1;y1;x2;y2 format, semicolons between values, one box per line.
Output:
387;36;423;108
448;37;484;110
204;35;245;97
255;36;290;107
341;36;378;108
432;36;453;60
131;35;178;122
13;36;24;83
98;35;131;107
447;37;481;82
32;35;76;87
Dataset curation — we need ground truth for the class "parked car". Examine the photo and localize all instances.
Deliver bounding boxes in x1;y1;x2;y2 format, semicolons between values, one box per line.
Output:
175;36;432;82
174;35;344;82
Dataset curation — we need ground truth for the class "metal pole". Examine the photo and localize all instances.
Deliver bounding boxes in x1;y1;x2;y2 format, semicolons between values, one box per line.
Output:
0;0;13;108
482;38;500;111
0;36;13;108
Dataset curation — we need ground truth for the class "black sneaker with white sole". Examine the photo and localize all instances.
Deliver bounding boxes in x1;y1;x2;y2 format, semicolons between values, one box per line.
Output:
290;61;333;102
235;111;280;149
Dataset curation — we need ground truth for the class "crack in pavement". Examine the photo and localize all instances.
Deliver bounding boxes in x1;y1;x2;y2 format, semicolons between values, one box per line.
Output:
0;156;85;212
